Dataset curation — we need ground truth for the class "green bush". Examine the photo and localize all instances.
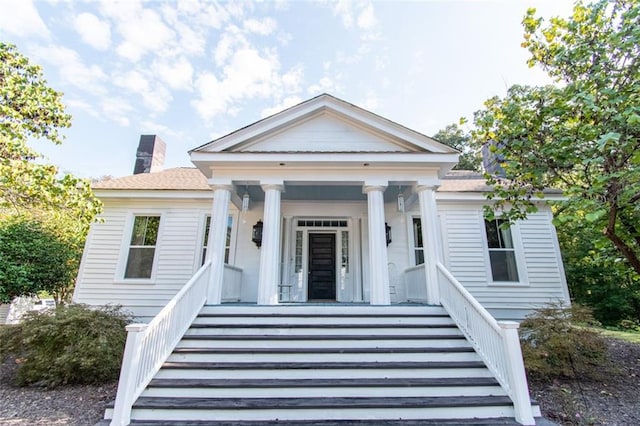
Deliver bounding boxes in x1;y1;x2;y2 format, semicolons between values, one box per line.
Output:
520;303;608;380
0;304;132;387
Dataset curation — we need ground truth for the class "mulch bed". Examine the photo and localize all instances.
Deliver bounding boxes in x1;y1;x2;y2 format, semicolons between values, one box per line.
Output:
529;337;640;425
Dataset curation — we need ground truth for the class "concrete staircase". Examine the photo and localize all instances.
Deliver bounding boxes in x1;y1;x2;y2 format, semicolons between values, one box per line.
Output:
104;305;539;425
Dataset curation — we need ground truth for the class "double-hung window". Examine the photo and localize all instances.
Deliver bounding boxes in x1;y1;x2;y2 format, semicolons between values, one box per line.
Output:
125;215;160;279
484;218;519;282
201;215;233;265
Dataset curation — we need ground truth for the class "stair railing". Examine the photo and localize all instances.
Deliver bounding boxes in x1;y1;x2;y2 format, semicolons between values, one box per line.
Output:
110;261;212;426
436;262;535;426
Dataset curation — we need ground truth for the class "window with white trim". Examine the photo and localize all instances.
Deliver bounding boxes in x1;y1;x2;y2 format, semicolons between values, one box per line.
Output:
201;215;233;265
412;218;424;265
124;216;160;279
484;218;519;282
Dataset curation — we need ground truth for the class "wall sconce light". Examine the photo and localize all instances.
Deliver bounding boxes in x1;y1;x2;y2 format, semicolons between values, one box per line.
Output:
252;220;263;248
242;188;250;212
385;222;392;246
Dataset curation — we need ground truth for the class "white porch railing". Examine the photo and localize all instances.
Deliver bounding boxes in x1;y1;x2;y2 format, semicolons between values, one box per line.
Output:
436;262;535;425
110;261;212;426
222;264;242;301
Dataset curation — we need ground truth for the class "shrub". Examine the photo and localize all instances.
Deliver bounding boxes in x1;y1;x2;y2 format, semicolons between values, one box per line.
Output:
520;303;608;381
0;216;81;304
0;304;132;387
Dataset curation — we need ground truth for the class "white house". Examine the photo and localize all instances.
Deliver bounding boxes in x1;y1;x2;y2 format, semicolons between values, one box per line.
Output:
75;94;569;425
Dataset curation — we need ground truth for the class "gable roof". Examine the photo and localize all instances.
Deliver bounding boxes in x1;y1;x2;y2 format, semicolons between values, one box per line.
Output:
190;94;458;155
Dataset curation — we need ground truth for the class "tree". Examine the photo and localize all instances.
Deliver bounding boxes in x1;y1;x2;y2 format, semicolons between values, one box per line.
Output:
0;42;101;230
0;217;79;304
433;124;482;171
470;0;640;275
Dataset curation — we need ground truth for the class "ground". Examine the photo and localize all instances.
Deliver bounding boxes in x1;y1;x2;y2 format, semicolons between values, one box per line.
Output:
529;337;640;425
0;338;638;425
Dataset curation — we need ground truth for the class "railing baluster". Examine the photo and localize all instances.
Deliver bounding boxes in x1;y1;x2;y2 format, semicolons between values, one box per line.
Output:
110;262;221;426
436;262;534;425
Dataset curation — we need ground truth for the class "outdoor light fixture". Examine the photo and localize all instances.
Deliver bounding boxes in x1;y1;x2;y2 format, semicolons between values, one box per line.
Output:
397;188;405;213
242;192;250;212
252;220;263;248
385;222;392;246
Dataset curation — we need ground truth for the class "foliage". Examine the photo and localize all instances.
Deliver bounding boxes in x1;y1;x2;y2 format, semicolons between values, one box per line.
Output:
0;216;82;304
555;206;640;325
433;123;481;171
520;303;608;380
0;42;101;230
0;304;132;387
469;0;640;275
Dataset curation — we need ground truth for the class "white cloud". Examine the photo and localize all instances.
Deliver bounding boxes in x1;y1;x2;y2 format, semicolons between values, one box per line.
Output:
154;57;194;91
308;76;339;95
214;26;247;66
31;45;107;95
282;65;304;93
331;0;354;29
100;0;175;61
261;96;302;118
140;120;185;140
114;70;172;113
101;98;135;127
74;13;111;50
193;45;302;121
359;91;380;111
244;17;277;35
0;0;50;38
357;3;377;30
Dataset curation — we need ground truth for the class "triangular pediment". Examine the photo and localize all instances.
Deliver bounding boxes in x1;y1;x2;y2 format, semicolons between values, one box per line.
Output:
191;94;457;155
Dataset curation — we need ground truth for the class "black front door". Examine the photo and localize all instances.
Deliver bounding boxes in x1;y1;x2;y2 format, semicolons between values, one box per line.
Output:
308;233;336;300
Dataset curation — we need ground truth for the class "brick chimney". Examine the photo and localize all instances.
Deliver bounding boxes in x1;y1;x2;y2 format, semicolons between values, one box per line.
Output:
133;135;166;174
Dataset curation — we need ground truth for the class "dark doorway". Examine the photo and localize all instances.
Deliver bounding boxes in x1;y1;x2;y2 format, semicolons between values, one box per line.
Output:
308;233;336;301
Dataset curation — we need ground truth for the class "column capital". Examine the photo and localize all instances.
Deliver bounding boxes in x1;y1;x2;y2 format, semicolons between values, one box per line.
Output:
208;183;234;192
415;183;440;193
362;184;387;194
261;183;285;192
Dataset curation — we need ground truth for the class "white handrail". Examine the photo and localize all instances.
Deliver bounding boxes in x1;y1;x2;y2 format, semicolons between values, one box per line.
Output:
436;262;535;425
110;261;212;426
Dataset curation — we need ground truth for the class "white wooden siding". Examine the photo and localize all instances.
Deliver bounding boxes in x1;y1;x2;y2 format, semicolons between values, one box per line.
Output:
235;114;412;153
438;205;569;318
74;199;215;320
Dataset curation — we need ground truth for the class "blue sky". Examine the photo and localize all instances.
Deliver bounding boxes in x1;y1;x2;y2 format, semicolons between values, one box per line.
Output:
1;0;573;179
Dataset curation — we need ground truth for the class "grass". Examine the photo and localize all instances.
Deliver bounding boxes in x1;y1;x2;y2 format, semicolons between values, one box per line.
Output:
595;327;640;344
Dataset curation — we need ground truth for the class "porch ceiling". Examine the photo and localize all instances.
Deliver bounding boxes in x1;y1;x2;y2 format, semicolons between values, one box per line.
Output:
237;184;406;202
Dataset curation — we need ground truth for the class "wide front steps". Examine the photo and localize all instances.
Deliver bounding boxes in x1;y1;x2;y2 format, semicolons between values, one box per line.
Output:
105;305;538;425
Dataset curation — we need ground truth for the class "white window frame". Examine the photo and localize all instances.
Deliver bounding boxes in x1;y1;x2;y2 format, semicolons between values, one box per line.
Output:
116;212;164;284
195;212;237;271
481;215;528;286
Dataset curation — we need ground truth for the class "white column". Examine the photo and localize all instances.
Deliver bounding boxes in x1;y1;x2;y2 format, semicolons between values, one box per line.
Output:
417;184;442;305
257;184;284;305
206;185;232;304
363;184;390;305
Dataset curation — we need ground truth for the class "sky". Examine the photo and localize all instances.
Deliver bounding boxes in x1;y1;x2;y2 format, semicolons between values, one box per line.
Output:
0;0;574;179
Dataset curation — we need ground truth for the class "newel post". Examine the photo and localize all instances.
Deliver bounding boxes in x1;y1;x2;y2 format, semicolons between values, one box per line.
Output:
111;323;148;426
499;321;535;425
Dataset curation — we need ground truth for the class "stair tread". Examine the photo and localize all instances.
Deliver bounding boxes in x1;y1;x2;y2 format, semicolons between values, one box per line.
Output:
148;377;500;388
161;361;487;370
133;395;514;409
180;334;466;340
128;420;521;426
172;347;474;354
197;313;449;318
190;323;455;328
